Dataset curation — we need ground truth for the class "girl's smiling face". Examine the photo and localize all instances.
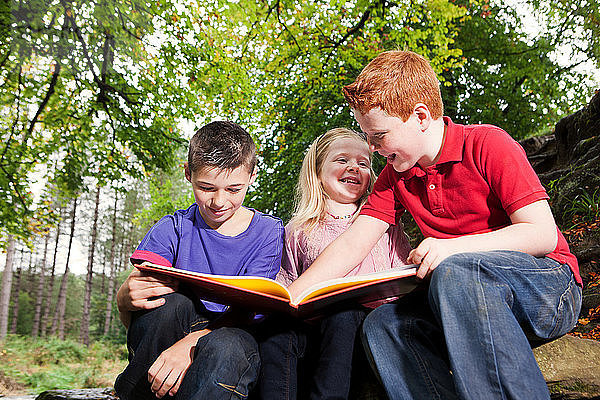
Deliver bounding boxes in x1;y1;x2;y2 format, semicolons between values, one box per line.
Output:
319;137;372;205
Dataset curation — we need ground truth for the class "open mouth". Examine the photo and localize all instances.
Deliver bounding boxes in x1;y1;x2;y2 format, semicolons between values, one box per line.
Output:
340;177;361;185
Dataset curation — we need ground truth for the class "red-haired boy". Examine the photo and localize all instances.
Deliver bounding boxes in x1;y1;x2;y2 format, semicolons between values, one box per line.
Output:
288;51;581;400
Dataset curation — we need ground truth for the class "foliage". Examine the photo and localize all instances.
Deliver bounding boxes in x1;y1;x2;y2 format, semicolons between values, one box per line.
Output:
166;0;468;221
148;0;600;221
0;0;190;240
0;334;127;393
132;158;194;231
440;0;589;138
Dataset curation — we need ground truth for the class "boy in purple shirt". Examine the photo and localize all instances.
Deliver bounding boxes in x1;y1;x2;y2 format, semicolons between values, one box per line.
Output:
114;121;284;400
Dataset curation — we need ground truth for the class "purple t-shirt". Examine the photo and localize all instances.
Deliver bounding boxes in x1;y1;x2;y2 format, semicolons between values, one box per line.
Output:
131;203;284;312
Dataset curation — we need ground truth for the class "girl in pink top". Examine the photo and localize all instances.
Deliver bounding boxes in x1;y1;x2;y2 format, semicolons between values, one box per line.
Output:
258;128;411;400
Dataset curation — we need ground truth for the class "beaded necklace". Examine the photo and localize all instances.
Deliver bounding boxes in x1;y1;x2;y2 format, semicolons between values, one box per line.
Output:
326;211;356;220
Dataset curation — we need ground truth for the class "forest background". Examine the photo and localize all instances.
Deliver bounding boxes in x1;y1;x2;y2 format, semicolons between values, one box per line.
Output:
1;0;599;393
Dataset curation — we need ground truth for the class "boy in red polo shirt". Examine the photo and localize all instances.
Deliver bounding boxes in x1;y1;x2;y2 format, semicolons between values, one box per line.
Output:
287;51;582;400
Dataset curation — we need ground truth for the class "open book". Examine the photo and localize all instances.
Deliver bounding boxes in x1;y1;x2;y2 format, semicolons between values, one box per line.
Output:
135;262;419;318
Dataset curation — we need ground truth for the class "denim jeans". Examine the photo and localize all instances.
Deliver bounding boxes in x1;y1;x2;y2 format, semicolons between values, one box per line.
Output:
114;291;261;400
257;308;367;400
362;251;582;400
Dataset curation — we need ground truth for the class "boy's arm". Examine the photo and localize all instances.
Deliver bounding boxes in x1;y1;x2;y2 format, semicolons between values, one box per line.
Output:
287;215;390;300
116;268;179;329
409;199;558;279
148;328;211;398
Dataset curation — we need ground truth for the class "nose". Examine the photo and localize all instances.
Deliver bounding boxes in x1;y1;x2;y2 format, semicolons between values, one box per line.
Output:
211;191;226;208
347;161;359;172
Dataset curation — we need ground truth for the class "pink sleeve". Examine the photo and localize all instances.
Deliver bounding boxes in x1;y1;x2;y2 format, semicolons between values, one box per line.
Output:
387;223;412;268
275;225;302;286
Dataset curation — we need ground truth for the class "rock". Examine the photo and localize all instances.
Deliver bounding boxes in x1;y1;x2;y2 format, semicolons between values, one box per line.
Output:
34;388;117;400
534;335;600;398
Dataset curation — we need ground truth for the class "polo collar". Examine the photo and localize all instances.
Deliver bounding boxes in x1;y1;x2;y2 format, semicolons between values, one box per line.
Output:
397;116;465;180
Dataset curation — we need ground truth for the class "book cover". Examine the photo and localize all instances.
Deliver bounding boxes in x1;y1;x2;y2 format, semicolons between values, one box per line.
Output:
135;262;419;318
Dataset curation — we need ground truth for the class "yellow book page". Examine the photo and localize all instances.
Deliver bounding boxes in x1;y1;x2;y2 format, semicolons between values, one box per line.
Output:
294;266;417;304
198;275;291;300
296;277;377;303
140;262;291;301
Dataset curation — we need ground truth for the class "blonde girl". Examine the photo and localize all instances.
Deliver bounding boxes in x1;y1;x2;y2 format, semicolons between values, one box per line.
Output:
258;128;411;400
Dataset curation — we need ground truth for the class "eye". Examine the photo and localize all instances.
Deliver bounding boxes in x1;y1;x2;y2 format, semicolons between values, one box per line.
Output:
227;188;242;194
359;161;370;168
198;185;215;192
335;158;347;163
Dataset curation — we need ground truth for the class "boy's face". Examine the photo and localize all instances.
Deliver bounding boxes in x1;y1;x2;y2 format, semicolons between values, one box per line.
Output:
185;164;256;229
353;107;428;173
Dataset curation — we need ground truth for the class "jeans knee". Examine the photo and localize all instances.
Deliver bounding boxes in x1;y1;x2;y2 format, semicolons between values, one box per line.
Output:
429;254;478;298
362;304;393;342
201;327;259;366
128;293;199;350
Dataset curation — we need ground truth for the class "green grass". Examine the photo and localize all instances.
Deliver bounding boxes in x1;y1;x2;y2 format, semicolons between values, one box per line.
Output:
0;335;128;395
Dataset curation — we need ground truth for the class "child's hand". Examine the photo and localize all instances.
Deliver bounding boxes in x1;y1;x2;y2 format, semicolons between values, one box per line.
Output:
408;237;460;280
117;268;179;313
148;329;211;398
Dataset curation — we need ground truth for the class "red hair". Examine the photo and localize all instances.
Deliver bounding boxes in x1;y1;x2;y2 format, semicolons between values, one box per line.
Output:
343;51;443;121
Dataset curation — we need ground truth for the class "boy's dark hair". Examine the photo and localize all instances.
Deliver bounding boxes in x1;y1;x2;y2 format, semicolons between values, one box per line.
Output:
188;121;257;174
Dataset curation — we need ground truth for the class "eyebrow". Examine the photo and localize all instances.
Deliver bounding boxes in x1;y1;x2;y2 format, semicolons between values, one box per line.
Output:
196;181;245;187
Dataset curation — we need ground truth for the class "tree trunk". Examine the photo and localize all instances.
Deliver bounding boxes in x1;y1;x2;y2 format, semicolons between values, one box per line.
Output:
9;249;24;334
42;211;62;336
81;185;100;345
32;231;50;337
0;236;16;340
50;198;77;339
104;194;118;336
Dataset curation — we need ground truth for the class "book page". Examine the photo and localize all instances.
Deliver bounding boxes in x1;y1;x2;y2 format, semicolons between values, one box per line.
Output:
138;262;292;300
293;266;417;305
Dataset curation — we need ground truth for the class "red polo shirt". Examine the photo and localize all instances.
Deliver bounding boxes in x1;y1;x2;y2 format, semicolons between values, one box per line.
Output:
361;117;581;284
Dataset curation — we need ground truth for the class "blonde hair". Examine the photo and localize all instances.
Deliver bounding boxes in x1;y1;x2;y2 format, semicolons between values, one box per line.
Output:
343;50;443;121
288;128;376;233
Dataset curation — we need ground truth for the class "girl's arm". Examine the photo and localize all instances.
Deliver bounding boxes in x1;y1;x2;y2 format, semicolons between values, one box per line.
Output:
287;215;390;300
408;199;558;279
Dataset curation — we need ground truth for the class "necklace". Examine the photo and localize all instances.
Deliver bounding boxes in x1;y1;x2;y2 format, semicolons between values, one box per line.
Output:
327;211;355;220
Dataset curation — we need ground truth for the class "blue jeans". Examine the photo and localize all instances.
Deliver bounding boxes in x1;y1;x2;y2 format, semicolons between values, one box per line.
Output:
114;291;260;400
362;251;582;400
258;308;367;400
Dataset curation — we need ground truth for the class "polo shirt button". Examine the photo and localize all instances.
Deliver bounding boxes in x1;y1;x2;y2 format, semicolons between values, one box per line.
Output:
429;184;436;190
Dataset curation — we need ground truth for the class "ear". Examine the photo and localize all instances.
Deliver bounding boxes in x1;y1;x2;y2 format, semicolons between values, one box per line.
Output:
413;103;432;132
184;162;192;182
249;166;258;186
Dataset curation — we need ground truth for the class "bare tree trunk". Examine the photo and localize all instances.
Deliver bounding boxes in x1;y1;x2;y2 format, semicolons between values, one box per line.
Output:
9;249;24;334
32;231;50;337
100;256;106;295
0;236;16;340
51;198;77;339
110;232;130;334
42;211;62;336
104;194;118;336
80;185;100;345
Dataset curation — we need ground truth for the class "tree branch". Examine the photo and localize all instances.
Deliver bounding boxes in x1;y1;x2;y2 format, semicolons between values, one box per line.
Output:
26;61;61;142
